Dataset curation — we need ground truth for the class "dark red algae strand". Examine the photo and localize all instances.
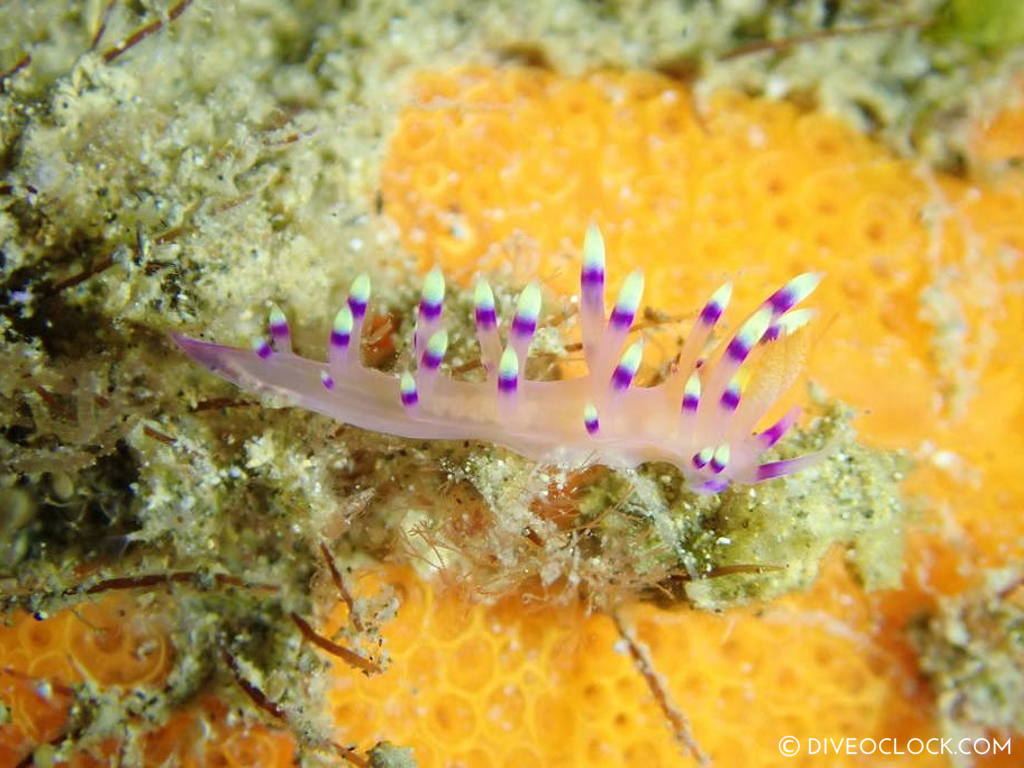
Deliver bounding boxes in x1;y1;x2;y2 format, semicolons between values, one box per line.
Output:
222;648;288;720
611;610;709;767
320;543;365;632
102;0;195;63
290;613;382;675
0;53;31;90
719;19;925;61
88;0;119;51
222;649;372;768
66;571;279;596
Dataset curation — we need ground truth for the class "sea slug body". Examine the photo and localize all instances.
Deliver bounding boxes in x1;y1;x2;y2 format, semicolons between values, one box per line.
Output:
174;226;822;494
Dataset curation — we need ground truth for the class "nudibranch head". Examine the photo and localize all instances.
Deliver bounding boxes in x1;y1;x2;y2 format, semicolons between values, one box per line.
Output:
173;227;823;494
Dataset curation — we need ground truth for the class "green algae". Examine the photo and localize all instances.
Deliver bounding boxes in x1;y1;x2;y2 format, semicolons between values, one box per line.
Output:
931;0;1024;48
369;741;418;768
678;400;908;609
910;569;1024;760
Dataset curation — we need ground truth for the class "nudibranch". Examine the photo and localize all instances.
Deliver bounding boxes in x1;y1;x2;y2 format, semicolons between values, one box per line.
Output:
173;226;823;494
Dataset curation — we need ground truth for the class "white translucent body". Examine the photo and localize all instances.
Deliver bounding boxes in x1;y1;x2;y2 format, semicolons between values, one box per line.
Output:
174;230;820;493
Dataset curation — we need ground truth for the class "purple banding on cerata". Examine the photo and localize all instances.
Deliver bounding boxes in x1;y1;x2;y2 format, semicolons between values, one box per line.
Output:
608;307;634;330
700;301;724;325
498;374;517;394
422;349;444;370
581;267;604;288
475;306;497;329
330;330;350;349
400;390;419;407
720;388;740;411
756;459;799;481
760;421;787;448
681;394;699;412
759;409;799;448
348;296;368;319
725;338;752;362
511;316;536;338
697;478;729;494
611;365;634;391
419;301;442;322
767;287;796;315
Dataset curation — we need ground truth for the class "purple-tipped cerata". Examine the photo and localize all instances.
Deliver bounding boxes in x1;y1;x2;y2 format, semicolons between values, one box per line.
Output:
172;226;824;494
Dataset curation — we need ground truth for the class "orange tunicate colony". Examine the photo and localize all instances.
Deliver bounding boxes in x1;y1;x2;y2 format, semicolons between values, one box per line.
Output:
3;67;1024;766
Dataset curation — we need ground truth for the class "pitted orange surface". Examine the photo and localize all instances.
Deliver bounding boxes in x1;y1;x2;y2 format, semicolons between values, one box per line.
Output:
342;66;1022;766
0;595;294;767
136;696;295;768
0;594;171;766
4;67;1024;766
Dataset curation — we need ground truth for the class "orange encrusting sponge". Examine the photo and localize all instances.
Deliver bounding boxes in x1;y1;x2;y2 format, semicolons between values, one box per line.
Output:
335;66;1022;766
0;595;170;766
4;66;1024;766
0;594;294;768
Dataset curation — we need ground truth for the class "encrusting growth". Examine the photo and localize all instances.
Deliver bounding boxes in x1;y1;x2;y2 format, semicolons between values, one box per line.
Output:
174;225;821;494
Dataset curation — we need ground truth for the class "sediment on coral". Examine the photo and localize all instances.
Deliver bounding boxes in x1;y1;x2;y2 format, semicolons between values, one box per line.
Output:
910;568;1024;753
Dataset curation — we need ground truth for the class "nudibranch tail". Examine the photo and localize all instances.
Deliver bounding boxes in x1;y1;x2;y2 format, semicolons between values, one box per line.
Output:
173;226;825;494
